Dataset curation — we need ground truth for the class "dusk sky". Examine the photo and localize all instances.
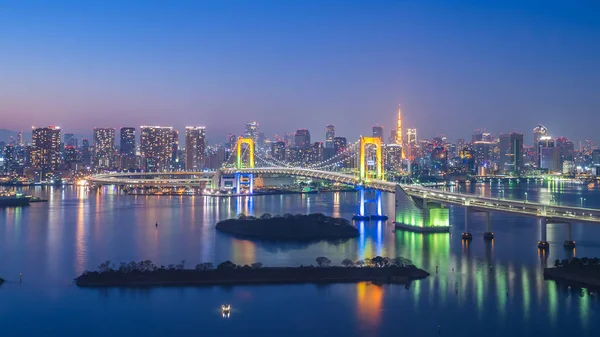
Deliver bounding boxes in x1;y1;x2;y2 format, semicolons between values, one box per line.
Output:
2;0;599;144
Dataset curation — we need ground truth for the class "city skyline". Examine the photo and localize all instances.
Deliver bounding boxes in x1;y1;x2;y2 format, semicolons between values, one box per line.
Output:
2;1;600;144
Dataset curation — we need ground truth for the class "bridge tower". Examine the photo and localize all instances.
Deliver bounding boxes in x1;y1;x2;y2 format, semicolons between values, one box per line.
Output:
353;136;386;220
359;136;384;181
235;137;255;194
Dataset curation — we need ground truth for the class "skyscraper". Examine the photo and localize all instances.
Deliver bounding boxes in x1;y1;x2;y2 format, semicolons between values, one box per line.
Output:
395;105;405;159
119;127;136;170
93;128;116;169
533;124;548;167
64;133;77;147
295;129;311;148
372;125;384;142
333;137;347;154
185;126;206;171
31;125;61;171
140;126;173;171
406;128;417;160
325;125;335;149
499;132;524;175
170;130;180;170
244;121;259;143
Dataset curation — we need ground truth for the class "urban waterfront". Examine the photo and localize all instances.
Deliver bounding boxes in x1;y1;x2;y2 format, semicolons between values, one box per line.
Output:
1;181;599;336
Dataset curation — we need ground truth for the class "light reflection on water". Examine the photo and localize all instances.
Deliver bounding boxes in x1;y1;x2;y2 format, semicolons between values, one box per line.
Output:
0;182;599;336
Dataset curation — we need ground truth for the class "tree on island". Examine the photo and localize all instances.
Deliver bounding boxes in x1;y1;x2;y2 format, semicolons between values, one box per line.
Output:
217;261;237;270
342;259;354;267
260;213;272;219
195;262;214;271
237;213;247;220
251;262;263;269
355;260;365;267
316;256;331;267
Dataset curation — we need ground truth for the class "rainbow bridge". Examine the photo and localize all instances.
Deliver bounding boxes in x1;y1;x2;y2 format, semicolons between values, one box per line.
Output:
89;136;600;248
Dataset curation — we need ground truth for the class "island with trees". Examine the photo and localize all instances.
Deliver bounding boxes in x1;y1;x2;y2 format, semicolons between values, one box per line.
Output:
216;213;359;240
0;277;4;285
75;256;429;287
544;257;600;288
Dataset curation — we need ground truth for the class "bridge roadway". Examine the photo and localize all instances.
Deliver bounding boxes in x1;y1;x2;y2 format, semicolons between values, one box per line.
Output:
224;167;600;224
90;167;600;224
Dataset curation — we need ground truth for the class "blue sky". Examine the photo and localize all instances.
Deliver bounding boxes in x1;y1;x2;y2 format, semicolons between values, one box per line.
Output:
1;0;599;144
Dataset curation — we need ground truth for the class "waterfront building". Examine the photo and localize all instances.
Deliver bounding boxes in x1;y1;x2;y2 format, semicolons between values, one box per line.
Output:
140;126;173;171
533;124;548;166
184;126;206;171
119;127;136;170
385;144;403;172
31;125;61;171
64;133;77;147
540;146;560;172
80;139;91;167
499;132;524;175
93;128;115;169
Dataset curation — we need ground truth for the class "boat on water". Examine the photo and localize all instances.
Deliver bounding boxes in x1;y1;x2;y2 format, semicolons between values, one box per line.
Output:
0;191;32;207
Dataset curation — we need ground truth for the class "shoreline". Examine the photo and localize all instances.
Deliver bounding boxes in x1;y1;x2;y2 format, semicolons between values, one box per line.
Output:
543;268;600;289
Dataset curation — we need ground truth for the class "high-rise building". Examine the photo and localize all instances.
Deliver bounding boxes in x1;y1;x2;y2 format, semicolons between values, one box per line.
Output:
499;132;524;175
295;129;311;149
271;141;286;161
536;136;554;168
540;146;560;172
93;128;115;169
244;121;259;143
31;125;61;171
185;126;206;171
395;105;405;159
171;130;180;170
81;139;91;166
140;126;173;171
64;133;77;147
385;144;403;172
555;137;575;163
533;124;548;166
333;137;347;154
372;125;384;142
325;125;335;149
17;132;23;146
119;127;136;170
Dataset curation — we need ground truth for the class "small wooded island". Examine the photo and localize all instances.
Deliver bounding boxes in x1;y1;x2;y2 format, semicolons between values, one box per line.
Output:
75;256;429;287
544;257;600;288
216;213;359;240
0;277;4;285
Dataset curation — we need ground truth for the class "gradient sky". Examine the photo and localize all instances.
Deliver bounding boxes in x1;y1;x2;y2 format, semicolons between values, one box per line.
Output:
1;0;599;144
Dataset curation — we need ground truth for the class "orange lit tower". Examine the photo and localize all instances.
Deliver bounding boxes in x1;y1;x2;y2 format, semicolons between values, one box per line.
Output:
395;105;406;159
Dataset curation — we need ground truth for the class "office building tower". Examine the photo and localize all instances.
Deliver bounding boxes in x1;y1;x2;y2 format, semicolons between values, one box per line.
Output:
555;137;575;163
499;132;524;175
17;132;23;146
185;126;206;171
170;130;180;170
271;141;286;161
244;121;259;143
93;128;115;169
325;125;335;149
295;129;311;148
333;137;347;154
64;133;77;147
119;127;136;170
536;136;554;168
385;144;403;171
372;125;384;142
81;139;91;166
140;126;173;171
540;146;560;172
533;124;548;166
31;125;61;171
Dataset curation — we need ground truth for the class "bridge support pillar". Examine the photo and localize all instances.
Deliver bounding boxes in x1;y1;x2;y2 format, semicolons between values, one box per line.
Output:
538;218;549;250
483;212;494;240
353;187;388;221
563;222;576;249
461;206;473;240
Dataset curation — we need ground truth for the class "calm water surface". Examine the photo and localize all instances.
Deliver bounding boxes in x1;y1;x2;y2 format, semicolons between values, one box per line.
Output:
1;180;600;336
